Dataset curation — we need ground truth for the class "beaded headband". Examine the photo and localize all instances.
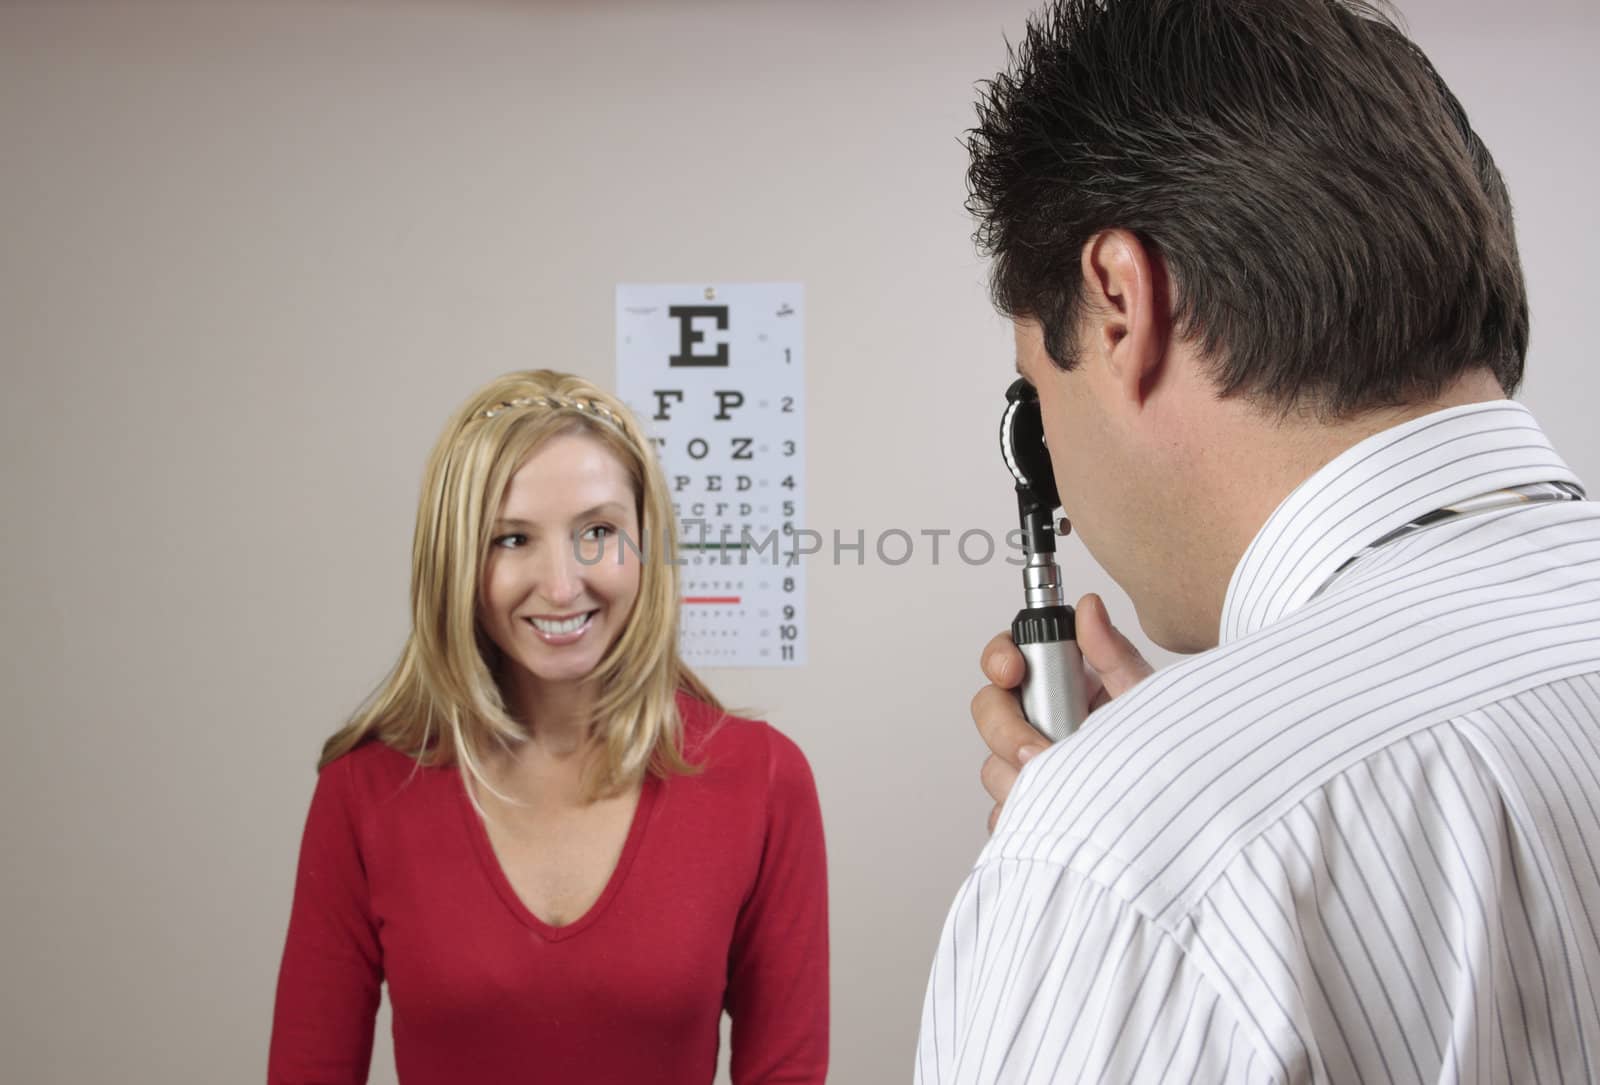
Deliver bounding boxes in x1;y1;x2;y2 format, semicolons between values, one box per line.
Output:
476;394;625;430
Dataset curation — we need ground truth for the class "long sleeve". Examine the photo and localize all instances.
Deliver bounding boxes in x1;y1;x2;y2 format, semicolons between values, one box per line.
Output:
917;857;1277;1085
268;756;383;1085
725;725;830;1084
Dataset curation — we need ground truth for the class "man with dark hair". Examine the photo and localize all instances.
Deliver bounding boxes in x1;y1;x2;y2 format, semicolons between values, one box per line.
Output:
918;1;1600;1081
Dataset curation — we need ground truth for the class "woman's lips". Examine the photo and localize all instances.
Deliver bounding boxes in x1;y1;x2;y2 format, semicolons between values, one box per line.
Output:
524;610;596;645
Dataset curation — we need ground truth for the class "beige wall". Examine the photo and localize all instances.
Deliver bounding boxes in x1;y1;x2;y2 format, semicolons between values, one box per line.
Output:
2;1;1596;1081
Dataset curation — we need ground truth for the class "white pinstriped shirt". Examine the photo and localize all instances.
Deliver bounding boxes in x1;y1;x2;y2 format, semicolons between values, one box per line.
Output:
918;401;1600;1084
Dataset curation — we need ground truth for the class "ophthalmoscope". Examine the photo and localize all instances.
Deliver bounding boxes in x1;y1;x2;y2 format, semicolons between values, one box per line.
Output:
999;379;1089;741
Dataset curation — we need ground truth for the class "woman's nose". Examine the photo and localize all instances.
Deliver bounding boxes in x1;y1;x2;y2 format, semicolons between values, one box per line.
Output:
535;545;583;607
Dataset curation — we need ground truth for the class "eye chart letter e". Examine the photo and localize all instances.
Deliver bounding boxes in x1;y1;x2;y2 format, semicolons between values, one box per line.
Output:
616;283;806;668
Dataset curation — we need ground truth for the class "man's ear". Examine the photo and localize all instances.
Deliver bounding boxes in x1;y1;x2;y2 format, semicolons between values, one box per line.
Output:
1079;229;1169;407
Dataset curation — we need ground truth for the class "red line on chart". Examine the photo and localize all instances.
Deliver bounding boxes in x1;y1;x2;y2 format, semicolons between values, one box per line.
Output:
683;596;742;605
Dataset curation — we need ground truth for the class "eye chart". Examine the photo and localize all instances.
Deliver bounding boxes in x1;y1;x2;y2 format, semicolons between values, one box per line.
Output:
615;283;806;668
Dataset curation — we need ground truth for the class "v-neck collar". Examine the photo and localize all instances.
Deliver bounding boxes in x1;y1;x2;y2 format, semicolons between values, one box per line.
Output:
457;770;661;942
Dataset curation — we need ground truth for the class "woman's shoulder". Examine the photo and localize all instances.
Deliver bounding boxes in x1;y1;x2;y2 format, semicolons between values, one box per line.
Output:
317;737;444;810
323;735;421;774
673;692;816;790
675;691;765;755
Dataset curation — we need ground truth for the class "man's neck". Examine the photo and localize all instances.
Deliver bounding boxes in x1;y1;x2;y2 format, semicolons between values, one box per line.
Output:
1190;369;1509;649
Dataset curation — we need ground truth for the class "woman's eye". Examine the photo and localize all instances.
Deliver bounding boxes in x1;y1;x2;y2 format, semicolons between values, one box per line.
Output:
579;524;615;542
492;533;528;550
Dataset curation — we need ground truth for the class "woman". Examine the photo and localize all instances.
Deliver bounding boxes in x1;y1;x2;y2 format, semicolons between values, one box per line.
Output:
268;371;828;1084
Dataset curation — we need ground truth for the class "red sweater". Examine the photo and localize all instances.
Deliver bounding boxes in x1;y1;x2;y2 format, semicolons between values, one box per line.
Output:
268;697;828;1084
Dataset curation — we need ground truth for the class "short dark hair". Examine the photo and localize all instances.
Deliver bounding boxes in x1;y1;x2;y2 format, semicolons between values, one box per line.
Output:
968;0;1527;416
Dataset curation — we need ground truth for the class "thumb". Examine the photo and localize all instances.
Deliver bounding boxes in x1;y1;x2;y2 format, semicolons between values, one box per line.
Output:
1076;593;1153;700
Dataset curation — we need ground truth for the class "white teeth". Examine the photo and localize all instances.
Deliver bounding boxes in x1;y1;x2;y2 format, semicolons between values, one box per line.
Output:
529;612;591;635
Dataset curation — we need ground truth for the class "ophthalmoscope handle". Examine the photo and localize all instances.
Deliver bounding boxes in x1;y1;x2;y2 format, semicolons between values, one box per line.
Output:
1014;604;1090;743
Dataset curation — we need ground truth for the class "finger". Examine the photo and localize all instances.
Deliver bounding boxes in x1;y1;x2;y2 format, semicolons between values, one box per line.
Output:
981;630;1025;690
1081;662;1107;711
1076;593;1154;699
972;684;1049;771
980;752;1018;806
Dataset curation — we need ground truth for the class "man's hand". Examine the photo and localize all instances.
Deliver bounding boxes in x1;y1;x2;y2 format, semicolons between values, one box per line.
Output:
973;593;1153;833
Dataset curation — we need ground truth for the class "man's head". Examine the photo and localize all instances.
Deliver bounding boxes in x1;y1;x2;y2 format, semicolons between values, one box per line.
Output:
975;0;1527;649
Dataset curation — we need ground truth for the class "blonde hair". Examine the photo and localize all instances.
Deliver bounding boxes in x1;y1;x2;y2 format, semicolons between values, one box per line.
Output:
320;369;722;801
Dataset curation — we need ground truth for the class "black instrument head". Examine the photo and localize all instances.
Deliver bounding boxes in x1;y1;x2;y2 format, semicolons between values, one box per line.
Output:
1000;378;1058;506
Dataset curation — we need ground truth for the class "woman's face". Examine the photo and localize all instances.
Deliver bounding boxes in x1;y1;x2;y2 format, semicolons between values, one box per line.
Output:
478;431;643;693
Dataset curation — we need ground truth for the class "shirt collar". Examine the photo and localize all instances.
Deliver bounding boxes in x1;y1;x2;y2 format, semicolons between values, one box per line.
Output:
1219;400;1583;644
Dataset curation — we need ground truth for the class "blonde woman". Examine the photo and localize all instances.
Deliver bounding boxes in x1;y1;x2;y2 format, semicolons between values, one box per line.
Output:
268;371;828;1084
